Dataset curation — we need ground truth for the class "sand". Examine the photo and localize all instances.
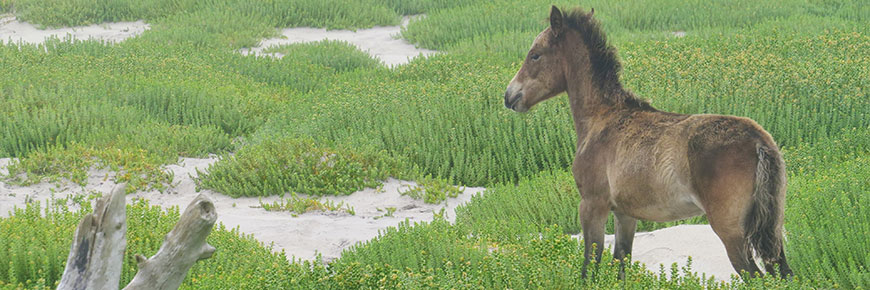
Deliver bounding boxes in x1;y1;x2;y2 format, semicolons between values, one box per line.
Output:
599;225;735;281
239;16;437;67
0;14;148;45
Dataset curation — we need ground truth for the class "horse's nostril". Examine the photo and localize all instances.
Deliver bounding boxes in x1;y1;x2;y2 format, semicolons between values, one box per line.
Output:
504;91;512;107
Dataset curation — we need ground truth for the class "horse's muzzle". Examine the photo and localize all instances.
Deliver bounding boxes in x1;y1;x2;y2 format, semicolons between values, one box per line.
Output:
504;90;523;111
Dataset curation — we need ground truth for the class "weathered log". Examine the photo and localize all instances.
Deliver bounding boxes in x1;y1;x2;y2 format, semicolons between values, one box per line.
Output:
123;193;217;290
57;183;128;290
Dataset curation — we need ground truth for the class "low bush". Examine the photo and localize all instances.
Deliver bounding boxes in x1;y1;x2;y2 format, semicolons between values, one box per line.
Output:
195;137;409;197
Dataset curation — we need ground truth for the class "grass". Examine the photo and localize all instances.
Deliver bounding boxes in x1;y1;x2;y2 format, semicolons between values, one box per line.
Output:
455;170;708;243
0;0;868;288
3;142;176;193
0;194;837;289
787;154;869;288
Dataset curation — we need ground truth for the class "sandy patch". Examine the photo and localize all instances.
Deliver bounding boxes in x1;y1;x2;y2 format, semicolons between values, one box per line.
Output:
0;13;148;45
239;16;436;67
587;224;735;281
0;157;483;262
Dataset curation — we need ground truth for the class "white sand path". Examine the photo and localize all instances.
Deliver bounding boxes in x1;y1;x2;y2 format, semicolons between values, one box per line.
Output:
0;13;148;45
239;16;436;67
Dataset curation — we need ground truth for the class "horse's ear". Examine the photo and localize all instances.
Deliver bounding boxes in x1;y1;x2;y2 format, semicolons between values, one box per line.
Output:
550;5;563;38
589;8;595;17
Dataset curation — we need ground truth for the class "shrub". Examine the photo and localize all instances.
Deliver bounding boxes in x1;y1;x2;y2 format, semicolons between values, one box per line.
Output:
195;137;409;197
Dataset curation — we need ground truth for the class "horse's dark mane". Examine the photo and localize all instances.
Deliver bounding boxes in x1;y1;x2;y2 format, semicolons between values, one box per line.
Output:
561;8;654;111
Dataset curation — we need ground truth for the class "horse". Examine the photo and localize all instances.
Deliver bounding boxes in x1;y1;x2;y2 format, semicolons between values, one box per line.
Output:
503;6;792;279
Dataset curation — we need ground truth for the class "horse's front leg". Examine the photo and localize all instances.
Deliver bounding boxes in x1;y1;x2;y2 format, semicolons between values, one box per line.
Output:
580;197;609;279
613;212;637;279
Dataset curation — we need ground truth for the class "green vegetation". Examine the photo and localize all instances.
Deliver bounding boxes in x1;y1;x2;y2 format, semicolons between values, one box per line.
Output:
374;206;396;219
783;128;870;288
1;0;868;288
787;155;869;288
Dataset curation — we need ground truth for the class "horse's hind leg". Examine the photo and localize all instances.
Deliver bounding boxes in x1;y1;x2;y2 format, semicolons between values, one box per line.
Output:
709;222;762;278
695;143;764;278
613;212;637;279
580;198;609;279
705;187;763;278
763;244;793;278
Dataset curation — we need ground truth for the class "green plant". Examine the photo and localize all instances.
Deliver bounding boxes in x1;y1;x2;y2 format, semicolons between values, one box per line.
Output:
3;142;174;193
258;195;355;217
399;175;463;204
374;207;396;219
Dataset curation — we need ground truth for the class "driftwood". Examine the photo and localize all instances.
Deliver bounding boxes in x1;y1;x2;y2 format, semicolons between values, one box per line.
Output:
123;194;217;290
57;184;217;290
57;184;128;290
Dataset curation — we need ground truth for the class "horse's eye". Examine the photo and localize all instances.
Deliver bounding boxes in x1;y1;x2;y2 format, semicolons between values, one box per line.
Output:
531;54;541;61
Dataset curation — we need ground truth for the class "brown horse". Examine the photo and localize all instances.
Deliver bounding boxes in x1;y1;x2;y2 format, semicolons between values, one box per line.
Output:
504;6;792;279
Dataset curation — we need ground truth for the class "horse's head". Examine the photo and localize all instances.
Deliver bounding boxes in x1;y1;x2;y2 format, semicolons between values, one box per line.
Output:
505;6;584;112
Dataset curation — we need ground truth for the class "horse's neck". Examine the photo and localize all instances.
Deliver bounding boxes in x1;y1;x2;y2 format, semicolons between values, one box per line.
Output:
565;67;610;141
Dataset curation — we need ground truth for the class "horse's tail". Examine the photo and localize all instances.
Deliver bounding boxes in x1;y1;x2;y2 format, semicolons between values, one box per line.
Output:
744;142;787;264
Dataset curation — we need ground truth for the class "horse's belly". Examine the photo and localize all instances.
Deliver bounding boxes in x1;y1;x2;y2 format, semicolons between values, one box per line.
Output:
611;180;705;222
622;196;704;222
